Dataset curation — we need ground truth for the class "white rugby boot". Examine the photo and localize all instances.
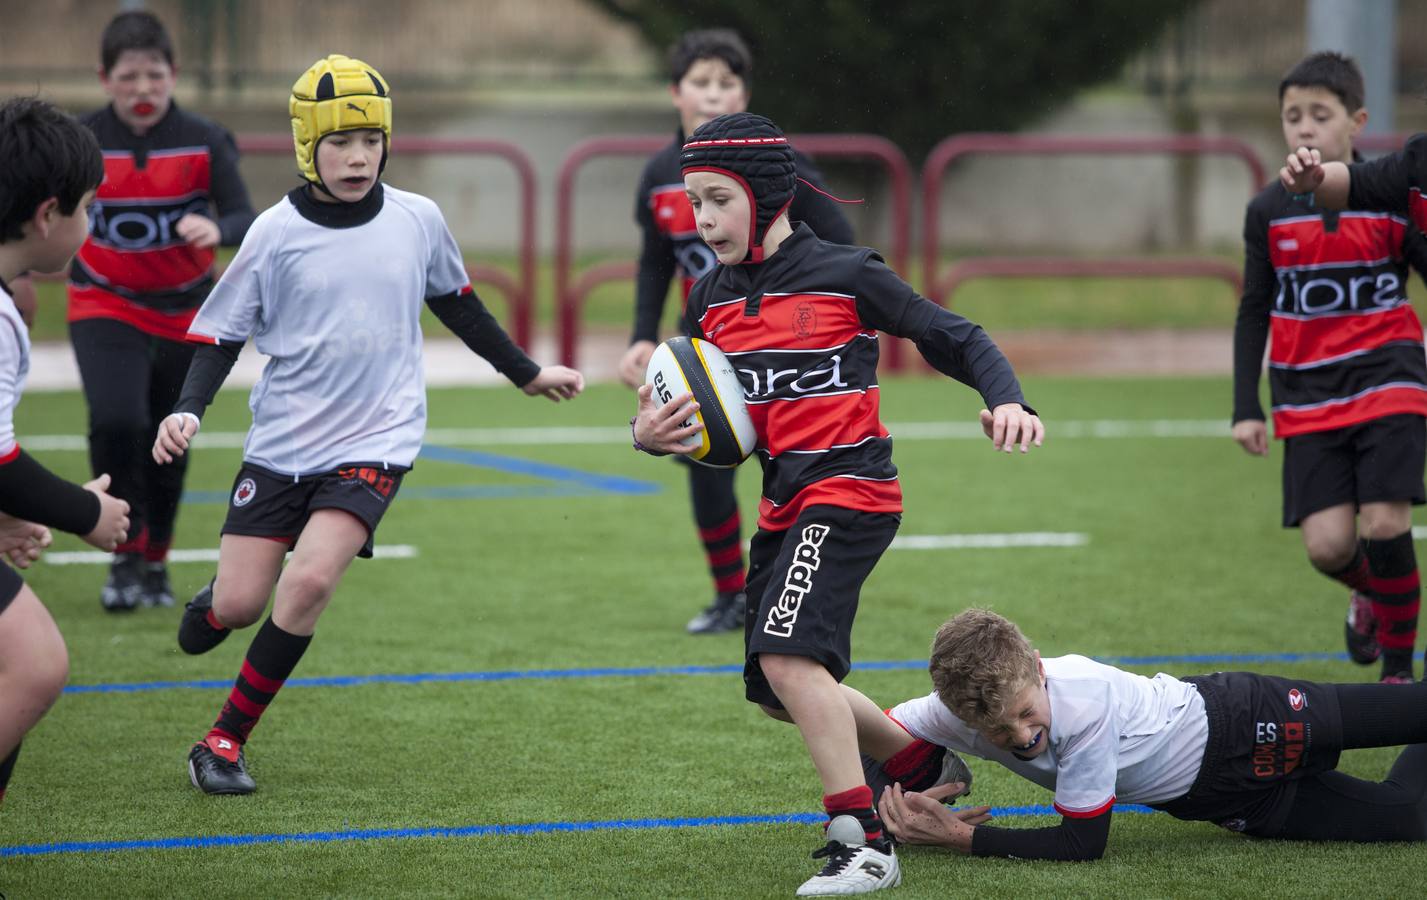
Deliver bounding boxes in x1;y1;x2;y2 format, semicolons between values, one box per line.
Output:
795;815;901;896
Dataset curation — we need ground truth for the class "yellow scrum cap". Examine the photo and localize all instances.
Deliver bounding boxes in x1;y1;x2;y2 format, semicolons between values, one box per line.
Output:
289;54;392;185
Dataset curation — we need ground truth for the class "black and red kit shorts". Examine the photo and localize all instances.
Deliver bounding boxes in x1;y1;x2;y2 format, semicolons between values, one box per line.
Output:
1281;414;1426;527
742;504;900;709
221;461;407;559
1152;671;1345;835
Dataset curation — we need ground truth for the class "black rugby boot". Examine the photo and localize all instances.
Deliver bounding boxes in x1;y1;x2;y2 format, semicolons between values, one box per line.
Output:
178;579;231;655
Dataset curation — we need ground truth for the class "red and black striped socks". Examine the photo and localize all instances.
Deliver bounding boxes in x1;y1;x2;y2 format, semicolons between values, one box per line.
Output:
206;617;312;760
1364;533;1420;679
823;784;885;845
699;512;746;595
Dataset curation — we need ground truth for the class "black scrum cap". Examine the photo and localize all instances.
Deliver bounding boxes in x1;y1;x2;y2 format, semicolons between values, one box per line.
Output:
680;112;796;262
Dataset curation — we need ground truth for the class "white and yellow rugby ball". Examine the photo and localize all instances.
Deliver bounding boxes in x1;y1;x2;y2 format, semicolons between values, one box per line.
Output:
645;336;756;468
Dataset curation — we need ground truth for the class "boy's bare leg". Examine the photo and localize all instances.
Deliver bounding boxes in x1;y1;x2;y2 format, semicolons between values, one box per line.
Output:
759;653;864;791
270;509;367;635
1360;500;1413;542
0;587;69;802
0;587;68;761
1300;503;1357;574
841;683;916;761
210;534;290;628
189;511;367;794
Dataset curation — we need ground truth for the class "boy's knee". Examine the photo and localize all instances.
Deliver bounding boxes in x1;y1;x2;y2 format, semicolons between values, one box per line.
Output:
278;563;338;610
211;576;268;629
1305;536;1355;574
18;632;68;707
759;703;793;723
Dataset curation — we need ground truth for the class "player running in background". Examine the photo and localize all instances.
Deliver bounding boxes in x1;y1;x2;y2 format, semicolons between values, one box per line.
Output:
617;29;854;635
0;98;132;806
66;11;255;611
153;55;583;796
1233;52;1427;684
860;608;1427;859
634;112;1041;896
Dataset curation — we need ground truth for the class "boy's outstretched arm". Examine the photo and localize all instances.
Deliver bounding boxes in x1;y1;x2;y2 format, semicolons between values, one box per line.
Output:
854;253;1043;453
880;782;1111;861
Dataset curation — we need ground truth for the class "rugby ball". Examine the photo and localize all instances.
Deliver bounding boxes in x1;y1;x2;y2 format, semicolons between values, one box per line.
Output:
645;336;756;468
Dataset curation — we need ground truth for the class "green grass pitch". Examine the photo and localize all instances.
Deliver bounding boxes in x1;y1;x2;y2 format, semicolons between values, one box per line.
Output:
2;375;1425;898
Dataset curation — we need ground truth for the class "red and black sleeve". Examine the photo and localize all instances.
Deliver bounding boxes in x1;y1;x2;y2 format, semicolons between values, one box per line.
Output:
632;161;679;345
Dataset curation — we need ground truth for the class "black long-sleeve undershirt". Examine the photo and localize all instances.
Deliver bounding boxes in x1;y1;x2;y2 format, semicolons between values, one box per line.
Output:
970;810;1112;861
0;449;101;536
425;289;540;387
173;339;242;421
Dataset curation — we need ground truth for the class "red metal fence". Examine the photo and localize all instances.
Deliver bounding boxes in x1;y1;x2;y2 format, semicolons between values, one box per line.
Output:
919;134;1265;312
552;134;914;369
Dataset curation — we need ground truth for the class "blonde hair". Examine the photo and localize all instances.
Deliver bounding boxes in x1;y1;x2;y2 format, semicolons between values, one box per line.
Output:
929;609;1039;730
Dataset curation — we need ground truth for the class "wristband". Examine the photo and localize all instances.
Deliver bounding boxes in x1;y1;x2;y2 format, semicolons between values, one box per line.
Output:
630;417;669;456
1290;191;1315;207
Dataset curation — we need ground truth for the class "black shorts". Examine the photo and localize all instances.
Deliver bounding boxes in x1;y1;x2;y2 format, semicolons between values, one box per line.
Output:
1152;671;1344;836
1281;414;1426;527
0;561;22;617
742;504;899;708
221;462;407;559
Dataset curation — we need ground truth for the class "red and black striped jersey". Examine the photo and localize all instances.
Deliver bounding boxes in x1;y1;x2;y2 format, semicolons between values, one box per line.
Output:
631;130;854;344
684;224;1027;531
1234;178;1427;437
1350;133;1427;237
68;103;255;341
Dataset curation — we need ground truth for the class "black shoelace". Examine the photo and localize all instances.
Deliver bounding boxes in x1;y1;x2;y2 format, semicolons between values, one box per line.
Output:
810;841;859;876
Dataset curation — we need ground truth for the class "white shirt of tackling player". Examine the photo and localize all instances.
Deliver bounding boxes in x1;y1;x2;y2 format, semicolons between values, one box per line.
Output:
188;186;469;476
0;282;31;461
889;655;1210;814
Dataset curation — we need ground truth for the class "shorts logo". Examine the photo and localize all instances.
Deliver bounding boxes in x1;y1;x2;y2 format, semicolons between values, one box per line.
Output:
763;523;830;638
1287;688;1306;711
1253;720;1306;777
233;478;257;507
339;466;396;498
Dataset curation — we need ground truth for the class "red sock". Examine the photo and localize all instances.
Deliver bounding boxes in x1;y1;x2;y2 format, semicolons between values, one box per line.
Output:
115;526;148;557
144;539;171;564
208;617;311;755
882;738;945;792
823;785;883;843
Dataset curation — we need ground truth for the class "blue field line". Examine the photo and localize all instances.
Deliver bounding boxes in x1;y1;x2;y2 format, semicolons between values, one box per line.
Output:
64;651;1353;696
0;805;1158;858
181;444;658;505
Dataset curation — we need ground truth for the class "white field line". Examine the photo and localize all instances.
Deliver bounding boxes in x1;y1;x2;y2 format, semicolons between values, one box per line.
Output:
41;545;419;565
891;532;1089;550
19;419;1227;452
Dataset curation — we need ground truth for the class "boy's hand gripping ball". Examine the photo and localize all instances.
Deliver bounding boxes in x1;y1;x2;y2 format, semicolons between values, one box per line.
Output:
644;336;755;468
